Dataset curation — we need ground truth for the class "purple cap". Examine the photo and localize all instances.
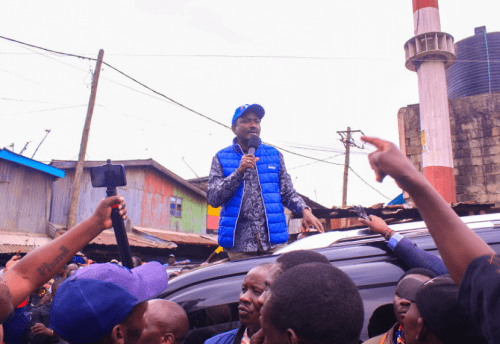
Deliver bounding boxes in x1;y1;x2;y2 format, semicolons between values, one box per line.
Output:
50;262;169;344
232;104;265;125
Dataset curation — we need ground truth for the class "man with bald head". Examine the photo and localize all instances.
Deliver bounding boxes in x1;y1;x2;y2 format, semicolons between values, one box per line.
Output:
138;299;189;344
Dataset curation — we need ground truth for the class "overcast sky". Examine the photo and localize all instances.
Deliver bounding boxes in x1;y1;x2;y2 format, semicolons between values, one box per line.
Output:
1;0;499;208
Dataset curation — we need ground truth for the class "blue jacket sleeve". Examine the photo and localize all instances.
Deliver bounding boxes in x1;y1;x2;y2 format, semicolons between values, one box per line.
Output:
392;237;449;276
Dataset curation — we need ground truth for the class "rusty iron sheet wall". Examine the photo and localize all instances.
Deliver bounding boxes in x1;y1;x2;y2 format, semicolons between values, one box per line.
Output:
141;168;174;230
50;165;207;234
0;160;54;234
51;167;145;228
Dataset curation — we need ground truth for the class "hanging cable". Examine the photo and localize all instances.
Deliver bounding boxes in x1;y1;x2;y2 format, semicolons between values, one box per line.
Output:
348;167;391;200
0;35;391;198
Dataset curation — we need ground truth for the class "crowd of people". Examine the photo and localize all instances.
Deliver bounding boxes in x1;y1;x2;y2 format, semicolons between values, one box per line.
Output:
0;110;499;343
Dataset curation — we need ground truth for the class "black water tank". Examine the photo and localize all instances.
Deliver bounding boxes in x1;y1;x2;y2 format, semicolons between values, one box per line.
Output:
446;26;500;99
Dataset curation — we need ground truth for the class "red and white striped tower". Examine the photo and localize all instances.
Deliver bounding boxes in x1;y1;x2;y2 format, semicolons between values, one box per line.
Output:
404;0;457;203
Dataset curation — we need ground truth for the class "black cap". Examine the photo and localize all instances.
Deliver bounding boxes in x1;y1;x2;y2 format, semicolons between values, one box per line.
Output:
415;275;486;344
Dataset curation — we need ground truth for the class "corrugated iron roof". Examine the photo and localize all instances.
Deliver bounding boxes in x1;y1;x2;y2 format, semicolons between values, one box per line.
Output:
133;226;218;246
50;229;178;249
0;232;52;246
0;149;64;178
0;245;36;254
50;159;206;198
87;230;178;249
300;202;497;221
0;232;53;255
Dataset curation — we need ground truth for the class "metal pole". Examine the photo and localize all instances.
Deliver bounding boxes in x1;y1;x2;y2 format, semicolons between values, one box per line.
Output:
342;127;351;208
67;49;104;229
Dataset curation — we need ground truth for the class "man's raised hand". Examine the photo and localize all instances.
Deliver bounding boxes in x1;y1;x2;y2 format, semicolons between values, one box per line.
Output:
90;195;127;231
237;154;259;174
361;136;420;189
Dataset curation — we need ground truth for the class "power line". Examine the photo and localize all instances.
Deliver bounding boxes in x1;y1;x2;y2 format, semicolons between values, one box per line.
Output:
0;36;96;62
16;43;177;107
2;50;500;64
0;104;87;117
0;35;230;129
0;67;43;85
348;167;391;200
99;61;231;129
288;154;344;170
15;42;93;75
0;35;390;198
0;97;76;105
282;144;370;155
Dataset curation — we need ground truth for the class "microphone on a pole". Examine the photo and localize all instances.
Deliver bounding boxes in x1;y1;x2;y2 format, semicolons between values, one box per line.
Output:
248;135;260;155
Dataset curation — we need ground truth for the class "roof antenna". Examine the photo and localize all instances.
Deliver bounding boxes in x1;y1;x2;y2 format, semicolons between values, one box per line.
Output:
19;141;31;155
31;129;51;159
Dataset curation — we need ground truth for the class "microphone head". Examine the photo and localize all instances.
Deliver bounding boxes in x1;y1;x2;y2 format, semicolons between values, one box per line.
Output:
248;135;260;150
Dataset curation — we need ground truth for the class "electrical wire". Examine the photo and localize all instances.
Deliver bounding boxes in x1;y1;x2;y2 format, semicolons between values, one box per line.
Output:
0;35;390;199
0;105;87;117
288;154;344;170
0;97;76;105
0;35;229;129
282;144;370;155
349;167;391;200
2;37;499;63
14;42;92;75
16;42;177;107
0;67;43;85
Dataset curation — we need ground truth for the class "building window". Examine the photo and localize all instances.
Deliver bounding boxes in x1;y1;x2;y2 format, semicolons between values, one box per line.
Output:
170;197;183;218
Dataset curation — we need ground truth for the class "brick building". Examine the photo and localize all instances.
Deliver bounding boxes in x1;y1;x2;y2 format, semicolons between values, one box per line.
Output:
398;91;500;204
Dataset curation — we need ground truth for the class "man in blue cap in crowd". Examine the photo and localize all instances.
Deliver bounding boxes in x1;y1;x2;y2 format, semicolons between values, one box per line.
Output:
207;104;323;260
50;262;172;344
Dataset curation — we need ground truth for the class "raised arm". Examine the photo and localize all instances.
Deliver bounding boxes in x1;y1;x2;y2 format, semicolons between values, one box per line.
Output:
359;215;448;275
361;136;494;284
2;195;127;309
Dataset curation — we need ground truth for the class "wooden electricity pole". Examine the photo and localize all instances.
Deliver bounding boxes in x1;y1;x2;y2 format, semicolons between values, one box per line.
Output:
337;127;362;208
67;49;104;229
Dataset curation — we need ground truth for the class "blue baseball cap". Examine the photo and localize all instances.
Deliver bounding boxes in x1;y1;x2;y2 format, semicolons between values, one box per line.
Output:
50;262;169;344
232;104;265;125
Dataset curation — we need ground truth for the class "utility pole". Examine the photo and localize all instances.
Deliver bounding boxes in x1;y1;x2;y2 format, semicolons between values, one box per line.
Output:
67;49;104;230
337;127;363;208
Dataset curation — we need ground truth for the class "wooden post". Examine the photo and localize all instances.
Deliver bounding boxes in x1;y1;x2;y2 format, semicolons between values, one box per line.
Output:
67;49;104;229
342;127;351;208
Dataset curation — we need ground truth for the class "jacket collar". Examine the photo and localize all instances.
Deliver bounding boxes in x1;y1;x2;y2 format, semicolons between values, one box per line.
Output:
232;137;262;154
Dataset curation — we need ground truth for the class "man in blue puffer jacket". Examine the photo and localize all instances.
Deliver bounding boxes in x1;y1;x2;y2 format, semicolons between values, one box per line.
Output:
207;104;324;260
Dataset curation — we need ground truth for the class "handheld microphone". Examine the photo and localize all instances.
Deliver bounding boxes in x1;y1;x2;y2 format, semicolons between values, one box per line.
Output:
248;135;260;155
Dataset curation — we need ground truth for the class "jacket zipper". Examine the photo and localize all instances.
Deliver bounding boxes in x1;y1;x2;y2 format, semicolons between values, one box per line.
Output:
233;143;245;248
233;143;269;248
255;165;271;247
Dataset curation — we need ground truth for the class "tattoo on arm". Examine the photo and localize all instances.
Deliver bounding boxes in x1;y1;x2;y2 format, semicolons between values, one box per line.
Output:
37;246;70;277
